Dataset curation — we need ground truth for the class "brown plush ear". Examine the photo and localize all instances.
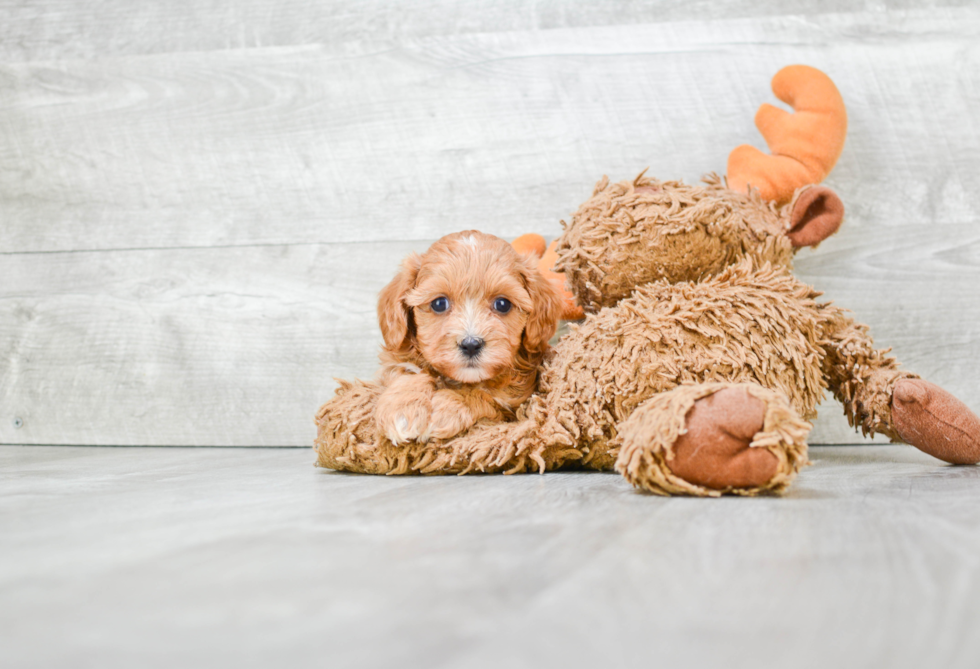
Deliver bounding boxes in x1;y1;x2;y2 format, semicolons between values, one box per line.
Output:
519;254;565;353
377;253;421;351
786;185;844;247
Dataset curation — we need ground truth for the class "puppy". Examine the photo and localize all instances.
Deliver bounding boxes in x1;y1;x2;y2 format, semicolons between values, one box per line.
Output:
375;230;564;445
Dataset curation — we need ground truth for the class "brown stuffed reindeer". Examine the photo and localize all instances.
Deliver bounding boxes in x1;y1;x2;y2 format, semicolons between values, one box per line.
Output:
315;65;980;496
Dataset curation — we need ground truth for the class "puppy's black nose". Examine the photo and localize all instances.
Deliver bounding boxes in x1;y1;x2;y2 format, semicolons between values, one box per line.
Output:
459;336;485;358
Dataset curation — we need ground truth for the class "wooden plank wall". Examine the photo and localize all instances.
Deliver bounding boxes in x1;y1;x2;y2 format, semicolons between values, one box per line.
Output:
2;1;979;446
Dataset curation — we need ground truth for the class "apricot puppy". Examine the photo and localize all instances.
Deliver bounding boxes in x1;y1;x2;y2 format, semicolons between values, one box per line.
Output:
374;230;564;445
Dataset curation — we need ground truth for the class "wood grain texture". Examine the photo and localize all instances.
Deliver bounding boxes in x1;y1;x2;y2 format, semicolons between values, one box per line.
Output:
2;4;980;446
2;9;979;252
2;444;980;668
1;1;969;61
0;242;418;445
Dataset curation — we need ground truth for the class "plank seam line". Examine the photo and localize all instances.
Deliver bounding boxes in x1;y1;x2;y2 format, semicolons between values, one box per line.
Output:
0;239;438;256
0;443;310;449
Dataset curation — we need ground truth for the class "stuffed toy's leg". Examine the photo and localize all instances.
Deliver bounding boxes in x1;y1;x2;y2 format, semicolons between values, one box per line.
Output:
317;379;811;495
614;383;811;497
314;379;582;475
822;314;980;464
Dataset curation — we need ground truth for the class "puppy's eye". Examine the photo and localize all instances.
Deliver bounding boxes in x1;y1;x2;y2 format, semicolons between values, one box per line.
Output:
430;297;450;313
493;297;512;314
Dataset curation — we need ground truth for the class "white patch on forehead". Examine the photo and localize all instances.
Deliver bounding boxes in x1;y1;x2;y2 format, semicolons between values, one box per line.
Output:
461;298;481;334
461;235;478;248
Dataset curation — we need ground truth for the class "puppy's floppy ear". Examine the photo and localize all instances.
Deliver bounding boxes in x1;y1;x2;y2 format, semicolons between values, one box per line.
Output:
378;253;422;351
518;253;565;353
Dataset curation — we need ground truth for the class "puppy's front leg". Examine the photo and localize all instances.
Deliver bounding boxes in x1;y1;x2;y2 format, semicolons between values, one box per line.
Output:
375;373;436;445
425;389;505;441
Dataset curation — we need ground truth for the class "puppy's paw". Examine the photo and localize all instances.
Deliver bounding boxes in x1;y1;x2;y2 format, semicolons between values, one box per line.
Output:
376;398;431;445
424;393;475;441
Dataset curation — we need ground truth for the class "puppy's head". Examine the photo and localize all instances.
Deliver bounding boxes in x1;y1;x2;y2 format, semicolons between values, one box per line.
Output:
378;231;563;384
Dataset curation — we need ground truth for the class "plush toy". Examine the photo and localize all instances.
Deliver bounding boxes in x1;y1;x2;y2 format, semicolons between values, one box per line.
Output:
315;65;980;496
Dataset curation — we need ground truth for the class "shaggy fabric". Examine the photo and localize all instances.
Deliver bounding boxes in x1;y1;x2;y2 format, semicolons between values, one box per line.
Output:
820;316;916;441
315;379;581;476
553;173;793;313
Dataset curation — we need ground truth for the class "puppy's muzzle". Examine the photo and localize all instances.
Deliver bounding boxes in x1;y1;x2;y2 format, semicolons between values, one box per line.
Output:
459;336;485;359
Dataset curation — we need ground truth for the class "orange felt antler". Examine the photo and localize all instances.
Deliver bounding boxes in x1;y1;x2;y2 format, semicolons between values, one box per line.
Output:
512;234;584;321
512;233;547;258
727;65;847;205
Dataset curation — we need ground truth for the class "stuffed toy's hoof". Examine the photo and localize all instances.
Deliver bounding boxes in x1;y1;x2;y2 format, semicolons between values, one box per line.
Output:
615;383;811;497
668;387;779;489
892;379;980;465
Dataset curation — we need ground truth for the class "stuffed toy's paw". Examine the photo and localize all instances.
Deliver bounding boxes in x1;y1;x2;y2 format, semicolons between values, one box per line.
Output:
615;383;811;497
892;379;980;465
512;234;584;320
667;387;779;489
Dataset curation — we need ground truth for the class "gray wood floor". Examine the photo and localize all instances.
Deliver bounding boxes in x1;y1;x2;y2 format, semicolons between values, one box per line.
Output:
4;6;980;668
2;444;980;669
2;1;980;447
